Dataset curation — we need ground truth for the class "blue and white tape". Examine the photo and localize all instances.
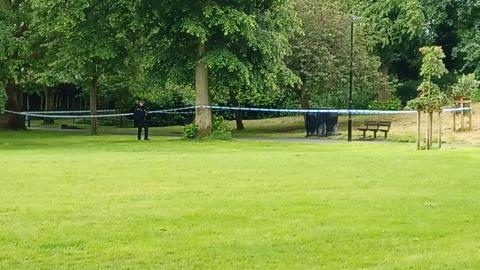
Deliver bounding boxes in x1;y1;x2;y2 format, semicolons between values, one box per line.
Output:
4;110;133;119
3;106;197;119
26;109;117;114
198;105;472;115
3;105;472;118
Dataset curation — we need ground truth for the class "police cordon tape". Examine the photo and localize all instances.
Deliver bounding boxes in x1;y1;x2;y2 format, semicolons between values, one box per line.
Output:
196;105;471;115
3;106;196;119
4;110;133;119
26;109;117;114
3;105;471;119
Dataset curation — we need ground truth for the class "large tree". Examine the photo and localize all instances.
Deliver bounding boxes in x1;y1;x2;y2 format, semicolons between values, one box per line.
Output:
421;0;480;77
30;0;141;134
139;0;301;137
454;1;480;77
0;0;31;129
289;0;390;110
422;0;462;71
348;0;426;100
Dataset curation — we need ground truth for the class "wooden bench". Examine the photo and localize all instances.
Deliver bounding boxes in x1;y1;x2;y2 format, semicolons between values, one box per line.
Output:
358;121;391;139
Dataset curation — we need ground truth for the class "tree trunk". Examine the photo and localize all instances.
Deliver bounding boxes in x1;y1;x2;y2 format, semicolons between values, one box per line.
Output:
296;82;310;128
26;94;30;111
460;98;465;131
429;112;433;149
378;63;390;102
234;112;245;130
229;90;244;130
40;93;44;111
43;87;55;124
416;111;421;150
66;93;70;110
90;77;98;135
18;92;24;110
425;112;430;150
195;41;212;137
438;112;442;149
299;83;309;110
4;80;25;130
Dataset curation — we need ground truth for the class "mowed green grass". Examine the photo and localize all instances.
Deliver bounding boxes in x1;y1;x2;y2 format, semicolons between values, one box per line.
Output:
1;131;480;269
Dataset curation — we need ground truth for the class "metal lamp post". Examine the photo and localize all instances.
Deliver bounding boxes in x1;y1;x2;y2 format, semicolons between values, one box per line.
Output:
348;15;362;142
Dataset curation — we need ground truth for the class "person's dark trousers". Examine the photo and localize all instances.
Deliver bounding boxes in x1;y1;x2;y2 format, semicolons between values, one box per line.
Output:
137;127;142;140
144;125;149;140
137;125;149;140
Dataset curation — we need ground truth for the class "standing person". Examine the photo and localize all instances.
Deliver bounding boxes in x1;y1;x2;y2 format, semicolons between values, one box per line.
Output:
133;100;149;140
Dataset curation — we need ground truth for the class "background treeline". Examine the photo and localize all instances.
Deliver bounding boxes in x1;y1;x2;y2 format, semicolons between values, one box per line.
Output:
1;0;479;133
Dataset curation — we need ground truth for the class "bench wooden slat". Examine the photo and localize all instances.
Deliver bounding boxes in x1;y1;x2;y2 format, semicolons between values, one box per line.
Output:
358;121;391;139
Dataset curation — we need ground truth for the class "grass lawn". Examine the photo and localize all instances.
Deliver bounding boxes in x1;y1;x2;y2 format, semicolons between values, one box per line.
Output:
1;131;480;269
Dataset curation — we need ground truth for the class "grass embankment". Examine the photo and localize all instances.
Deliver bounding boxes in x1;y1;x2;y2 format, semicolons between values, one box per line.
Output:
1;131;480;269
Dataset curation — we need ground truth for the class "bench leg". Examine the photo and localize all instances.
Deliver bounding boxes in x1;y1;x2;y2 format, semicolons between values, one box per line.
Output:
374;131;377;139
363;130;366;138
384;132;388;139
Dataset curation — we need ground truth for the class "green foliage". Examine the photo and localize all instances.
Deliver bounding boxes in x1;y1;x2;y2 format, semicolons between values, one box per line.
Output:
30;0;142;89
450;2;480;76
140;0;302;106
183;123;199;139
348;0;426;64
419;46;449;80
368;97;403;110
288;0;390;109
408;46;449;111
0;0;35;90
0;87;5;111
455;31;480;76
410;1;480;100
2;0;479;122
346;0;432;105
408;82;449;111
451;74;480;99
212;116;232;139
183;116;232;139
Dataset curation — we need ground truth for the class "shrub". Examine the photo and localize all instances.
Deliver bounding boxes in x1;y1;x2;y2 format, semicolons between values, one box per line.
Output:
212;116;232;139
368;98;403;110
451;74;480;100
183;116;232;140
183;123;199;139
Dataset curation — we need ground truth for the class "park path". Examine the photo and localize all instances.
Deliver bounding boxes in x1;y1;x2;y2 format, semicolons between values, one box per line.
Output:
21;127;480;147
28;126;393;144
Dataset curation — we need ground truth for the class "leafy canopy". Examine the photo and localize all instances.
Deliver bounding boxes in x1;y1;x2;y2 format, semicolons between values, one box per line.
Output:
348;0;426;64
452;73;480;99
140;0;301;106
408;46;449;111
30;0;142;88
0;0;33;86
288;0;391;109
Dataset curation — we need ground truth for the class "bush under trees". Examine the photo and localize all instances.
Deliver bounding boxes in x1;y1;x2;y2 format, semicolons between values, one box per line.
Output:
451;74;480;100
183;116;232;140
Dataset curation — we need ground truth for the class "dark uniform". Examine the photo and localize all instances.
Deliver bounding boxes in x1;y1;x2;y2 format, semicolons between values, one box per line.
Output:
133;105;149;140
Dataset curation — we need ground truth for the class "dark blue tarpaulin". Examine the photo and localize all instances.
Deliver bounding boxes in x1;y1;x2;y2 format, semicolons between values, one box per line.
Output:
305;112;338;137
